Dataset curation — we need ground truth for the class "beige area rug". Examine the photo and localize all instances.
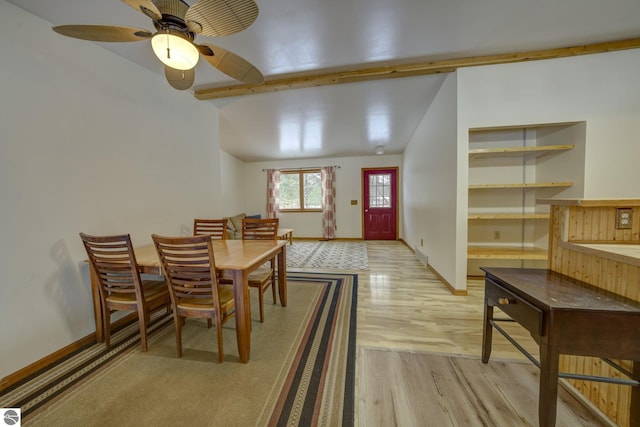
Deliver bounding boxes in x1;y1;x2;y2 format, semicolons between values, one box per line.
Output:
358;348;612;427
3;273;357;427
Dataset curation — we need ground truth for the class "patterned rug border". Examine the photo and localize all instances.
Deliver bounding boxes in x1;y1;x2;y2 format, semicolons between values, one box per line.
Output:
0;272;357;427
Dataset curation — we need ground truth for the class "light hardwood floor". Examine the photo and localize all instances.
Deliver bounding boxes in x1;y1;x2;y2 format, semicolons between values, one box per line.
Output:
355;240;611;427
358;240;539;358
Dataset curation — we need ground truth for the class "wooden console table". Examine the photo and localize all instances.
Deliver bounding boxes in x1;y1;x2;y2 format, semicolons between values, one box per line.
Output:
481;267;640;427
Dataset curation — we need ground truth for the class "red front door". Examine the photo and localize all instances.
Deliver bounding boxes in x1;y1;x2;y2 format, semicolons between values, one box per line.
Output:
363;168;398;240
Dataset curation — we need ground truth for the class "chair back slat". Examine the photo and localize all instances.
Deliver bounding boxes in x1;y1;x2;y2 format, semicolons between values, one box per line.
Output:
79;232;170;353
242;218;279;241
152;234;235;362
152;235;220;302
80;233;142;299
193;218;228;240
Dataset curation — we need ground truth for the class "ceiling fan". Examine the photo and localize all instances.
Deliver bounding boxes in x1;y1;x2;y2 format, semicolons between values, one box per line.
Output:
52;0;264;90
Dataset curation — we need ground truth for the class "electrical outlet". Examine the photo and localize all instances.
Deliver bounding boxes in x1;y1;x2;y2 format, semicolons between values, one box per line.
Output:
493;230;501;240
616;208;632;230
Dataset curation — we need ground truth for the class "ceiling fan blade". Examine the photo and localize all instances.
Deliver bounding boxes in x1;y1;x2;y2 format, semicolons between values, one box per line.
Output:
53;25;152;42
165;66;195;90
199;43;263;84
121;0;162;21
185;0;258;37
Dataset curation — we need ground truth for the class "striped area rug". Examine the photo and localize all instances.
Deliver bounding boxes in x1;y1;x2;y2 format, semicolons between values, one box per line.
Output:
268;272;357;426
0;314;174;419
0;272;357;427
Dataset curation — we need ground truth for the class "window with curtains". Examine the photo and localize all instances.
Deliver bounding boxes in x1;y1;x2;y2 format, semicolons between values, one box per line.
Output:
279;170;322;211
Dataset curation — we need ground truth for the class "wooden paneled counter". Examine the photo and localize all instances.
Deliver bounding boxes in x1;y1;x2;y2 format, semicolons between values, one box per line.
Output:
542;198;640;426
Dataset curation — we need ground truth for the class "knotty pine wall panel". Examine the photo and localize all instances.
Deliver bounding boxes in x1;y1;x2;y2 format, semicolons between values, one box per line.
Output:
567;206;640;242
548;202;640;427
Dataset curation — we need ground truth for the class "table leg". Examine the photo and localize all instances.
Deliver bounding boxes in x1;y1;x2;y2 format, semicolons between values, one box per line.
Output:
277;246;287;307
539;340;560;427
89;264;104;343
232;269;251;363
481;301;493;363
631;361;639;426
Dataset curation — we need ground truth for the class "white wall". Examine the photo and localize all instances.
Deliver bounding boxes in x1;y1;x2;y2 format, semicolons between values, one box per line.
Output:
458;49;640;198
456;48;640;281
218;150;247;215
0;1;221;377
402;73;461;288
241;155;402;238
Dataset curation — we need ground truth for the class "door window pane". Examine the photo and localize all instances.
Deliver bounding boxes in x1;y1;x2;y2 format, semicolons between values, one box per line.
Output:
369;173;391;208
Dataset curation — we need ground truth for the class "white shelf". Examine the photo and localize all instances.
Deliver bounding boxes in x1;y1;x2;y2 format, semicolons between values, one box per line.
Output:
468;182;573;190
469;144;575;160
467;246;548;260
468;213;550;220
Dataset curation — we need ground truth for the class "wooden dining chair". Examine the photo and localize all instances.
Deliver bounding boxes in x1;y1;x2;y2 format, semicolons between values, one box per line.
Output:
79;233;171;352
152;234;235;362
241;217;279;322
193;218;228;240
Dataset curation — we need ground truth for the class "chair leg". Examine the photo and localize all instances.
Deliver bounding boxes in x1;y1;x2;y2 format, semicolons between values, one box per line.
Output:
258;286;265;323
271;259;277;304
103;305;112;349
215;314;224;363
174;313;183;358
137;306;149;352
271;277;277;304
207;318;213;328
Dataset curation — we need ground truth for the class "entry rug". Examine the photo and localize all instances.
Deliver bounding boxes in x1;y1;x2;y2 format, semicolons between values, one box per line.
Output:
287;241;368;270
0;272;357;427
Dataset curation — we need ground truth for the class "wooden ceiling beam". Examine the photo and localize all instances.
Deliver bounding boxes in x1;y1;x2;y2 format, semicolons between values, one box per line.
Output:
194;37;640;100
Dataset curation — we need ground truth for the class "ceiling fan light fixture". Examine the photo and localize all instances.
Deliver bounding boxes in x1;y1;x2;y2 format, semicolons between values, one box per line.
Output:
151;33;199;70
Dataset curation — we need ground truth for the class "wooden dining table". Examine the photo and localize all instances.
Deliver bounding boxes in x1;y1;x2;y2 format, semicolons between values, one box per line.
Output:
89;239;288;363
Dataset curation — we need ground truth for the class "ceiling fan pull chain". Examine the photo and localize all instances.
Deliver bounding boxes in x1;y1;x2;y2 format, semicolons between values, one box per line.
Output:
164;29;171;60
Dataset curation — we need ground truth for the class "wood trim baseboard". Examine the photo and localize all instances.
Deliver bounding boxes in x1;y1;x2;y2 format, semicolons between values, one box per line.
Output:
292;237;365;241
559;379;619;427
428;264;468;296
400;239;468;296
0;313;137;392
399;239;412;251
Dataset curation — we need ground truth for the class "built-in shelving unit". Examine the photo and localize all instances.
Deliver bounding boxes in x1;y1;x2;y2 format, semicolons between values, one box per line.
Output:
466;123;585;277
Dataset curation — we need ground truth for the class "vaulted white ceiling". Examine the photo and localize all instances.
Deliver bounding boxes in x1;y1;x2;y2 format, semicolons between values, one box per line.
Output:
8;0;640;161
